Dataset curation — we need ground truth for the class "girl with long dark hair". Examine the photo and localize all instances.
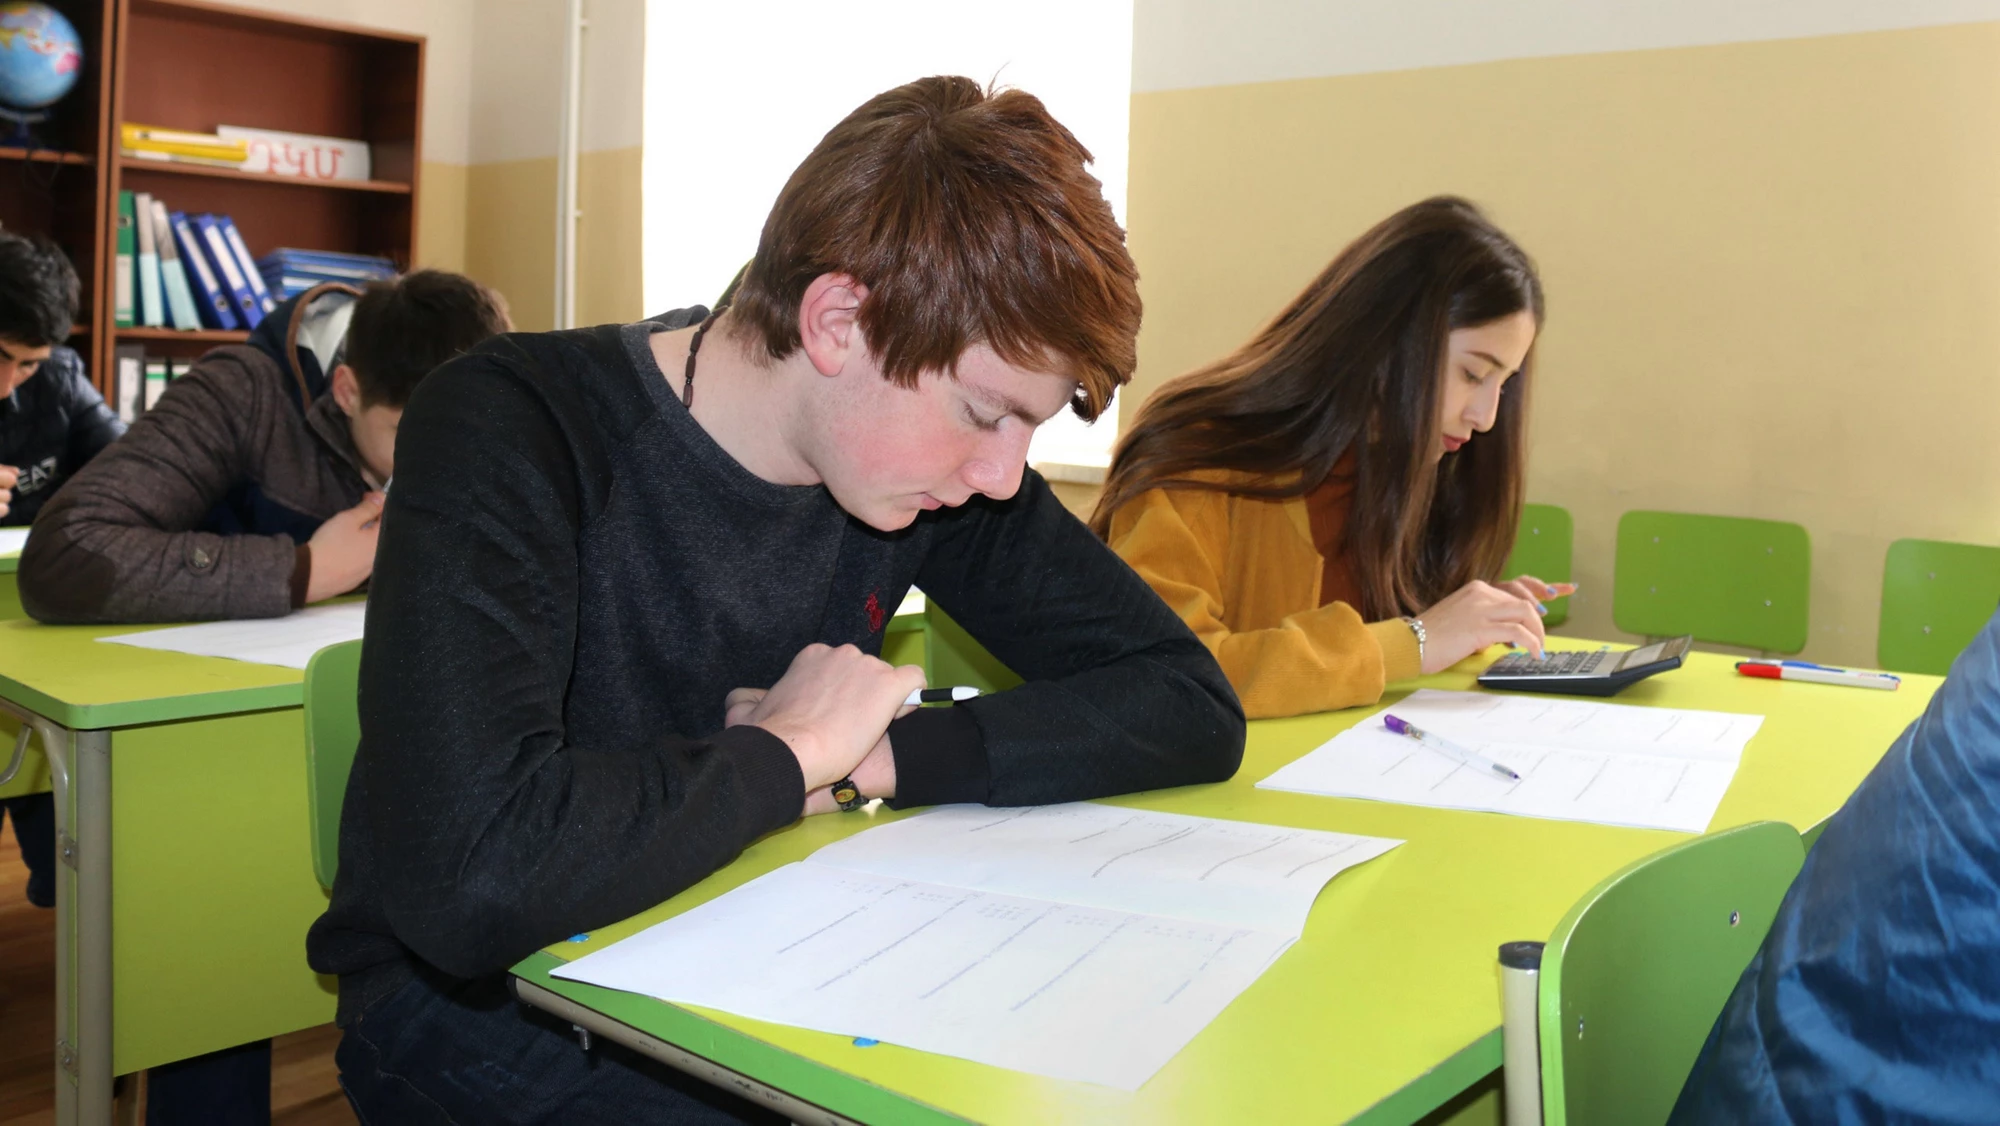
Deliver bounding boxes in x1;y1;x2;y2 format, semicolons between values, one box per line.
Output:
1092;197;1570;718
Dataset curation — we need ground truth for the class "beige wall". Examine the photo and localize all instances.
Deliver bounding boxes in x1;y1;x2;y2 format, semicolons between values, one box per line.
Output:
1127;19;2000;666
577;146;645;326
414;160;467;273
459;0;644;327
463;148;643;332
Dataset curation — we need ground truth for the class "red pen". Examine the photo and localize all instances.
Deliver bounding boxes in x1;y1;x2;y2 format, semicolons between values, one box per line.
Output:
1736;660;1899;691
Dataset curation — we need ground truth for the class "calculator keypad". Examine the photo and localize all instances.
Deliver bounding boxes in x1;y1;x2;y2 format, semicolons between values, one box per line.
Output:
1487;650;1611;677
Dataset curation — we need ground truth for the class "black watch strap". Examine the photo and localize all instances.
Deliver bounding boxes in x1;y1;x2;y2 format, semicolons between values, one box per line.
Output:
831;776;866;812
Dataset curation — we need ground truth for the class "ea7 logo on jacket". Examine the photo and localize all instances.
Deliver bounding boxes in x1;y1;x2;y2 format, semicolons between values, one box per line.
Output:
13;457;57;497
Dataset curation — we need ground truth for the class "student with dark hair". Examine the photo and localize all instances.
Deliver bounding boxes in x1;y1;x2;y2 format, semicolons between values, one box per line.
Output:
0;233;123;527
19;268;511;623
0;234;123;911
1091;197;1570;719
308;76;1243;1123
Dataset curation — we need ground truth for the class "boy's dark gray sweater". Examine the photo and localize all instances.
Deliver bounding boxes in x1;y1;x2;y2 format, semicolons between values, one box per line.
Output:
306;317;1245;1022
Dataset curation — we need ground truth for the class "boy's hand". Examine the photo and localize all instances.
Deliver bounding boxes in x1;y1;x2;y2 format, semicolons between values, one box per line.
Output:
725;644;924;801
304;492;385;603
0;464;16;520
727;686;909;815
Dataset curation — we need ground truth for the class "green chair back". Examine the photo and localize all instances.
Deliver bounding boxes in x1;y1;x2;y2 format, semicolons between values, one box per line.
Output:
1614;511;1810;653
304;640;364;892
1504;503;1573;628
1877;538;2000;675
1538;821;1804;1125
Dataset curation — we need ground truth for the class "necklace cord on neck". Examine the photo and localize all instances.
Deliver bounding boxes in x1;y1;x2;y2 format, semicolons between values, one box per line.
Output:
682;305;727;409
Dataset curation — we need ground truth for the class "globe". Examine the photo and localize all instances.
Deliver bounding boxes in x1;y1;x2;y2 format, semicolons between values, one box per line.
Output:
0;1;81;113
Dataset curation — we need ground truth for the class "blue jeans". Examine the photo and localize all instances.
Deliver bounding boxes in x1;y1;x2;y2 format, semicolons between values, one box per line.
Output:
336;966;784;1126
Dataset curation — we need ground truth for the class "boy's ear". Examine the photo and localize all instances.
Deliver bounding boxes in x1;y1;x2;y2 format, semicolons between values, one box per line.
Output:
796;273;868;378
330;363;362;417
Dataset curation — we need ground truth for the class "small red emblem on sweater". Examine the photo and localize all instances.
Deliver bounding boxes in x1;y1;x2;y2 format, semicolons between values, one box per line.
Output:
865;591;886;633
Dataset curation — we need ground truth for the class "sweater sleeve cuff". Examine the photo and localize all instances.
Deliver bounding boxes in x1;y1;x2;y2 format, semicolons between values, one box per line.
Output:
884;705;989;809
720;724;807;833
1367;618;1423;683
290;544;312;609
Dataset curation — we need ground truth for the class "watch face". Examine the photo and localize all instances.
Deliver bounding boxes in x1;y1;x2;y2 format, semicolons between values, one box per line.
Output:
832;781;861;808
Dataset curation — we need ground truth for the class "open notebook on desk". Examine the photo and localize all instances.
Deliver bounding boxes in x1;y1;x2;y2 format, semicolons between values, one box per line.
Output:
1258;689;1764;833
0;527;29;555
555;802;1403;1090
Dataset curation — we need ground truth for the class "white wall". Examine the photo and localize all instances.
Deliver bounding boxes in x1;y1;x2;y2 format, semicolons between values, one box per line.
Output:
1134;0;2000;91
639;0;1133;464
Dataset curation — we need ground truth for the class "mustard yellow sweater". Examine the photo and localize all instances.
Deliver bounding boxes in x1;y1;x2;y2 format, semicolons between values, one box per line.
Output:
1106;484;1422;719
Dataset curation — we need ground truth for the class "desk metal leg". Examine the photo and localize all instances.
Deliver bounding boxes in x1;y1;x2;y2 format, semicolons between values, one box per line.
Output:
30;718;113;1126
513;979;864;1126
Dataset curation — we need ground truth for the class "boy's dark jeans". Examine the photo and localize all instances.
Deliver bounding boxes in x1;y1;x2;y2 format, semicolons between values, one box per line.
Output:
336;965;786;1126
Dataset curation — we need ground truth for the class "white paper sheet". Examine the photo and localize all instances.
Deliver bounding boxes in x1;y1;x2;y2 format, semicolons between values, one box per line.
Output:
0;527;29;555
95;602;366;670
808;802;1401;934
1257;689;1764;833
554;803;1403;1089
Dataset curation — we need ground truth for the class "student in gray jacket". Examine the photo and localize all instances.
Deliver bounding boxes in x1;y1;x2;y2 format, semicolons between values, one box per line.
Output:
15;268;508;1126
19;269;510;623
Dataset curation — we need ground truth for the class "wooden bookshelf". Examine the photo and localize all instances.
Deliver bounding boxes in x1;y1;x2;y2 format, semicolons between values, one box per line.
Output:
116;156;413;194
0;1;115;377
96;0;424;389
116;326;248;344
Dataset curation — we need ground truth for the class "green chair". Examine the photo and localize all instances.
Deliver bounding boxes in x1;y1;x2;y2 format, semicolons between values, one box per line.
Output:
1525;821;1804;1125
1614;511;1810;654
1504;503;1573;628
303;639;364;892
1877;538;2000;675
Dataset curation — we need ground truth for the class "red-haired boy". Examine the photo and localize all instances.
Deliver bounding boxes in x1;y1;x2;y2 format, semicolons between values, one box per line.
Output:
311;77;1244;1123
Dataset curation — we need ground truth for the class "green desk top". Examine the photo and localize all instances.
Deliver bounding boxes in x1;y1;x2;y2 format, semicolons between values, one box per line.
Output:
515;641;1938;1125
0;617;306;729
0;549;17;575
0;604;932;732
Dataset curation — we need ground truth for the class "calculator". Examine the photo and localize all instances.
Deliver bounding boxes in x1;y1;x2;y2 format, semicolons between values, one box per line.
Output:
1477;636;1693;697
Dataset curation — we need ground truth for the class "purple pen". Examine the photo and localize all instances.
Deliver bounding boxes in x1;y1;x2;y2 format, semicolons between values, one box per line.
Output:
1383;714;1523;782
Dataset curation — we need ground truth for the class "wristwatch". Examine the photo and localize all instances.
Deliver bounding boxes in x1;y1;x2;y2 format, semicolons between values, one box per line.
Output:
831;776;867;812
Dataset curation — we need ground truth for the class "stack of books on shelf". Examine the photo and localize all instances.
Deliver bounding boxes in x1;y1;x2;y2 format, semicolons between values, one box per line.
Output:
258;248;396;299
108;346;188;424
121;121;375;183
120;124;249;170
114;189;279;332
